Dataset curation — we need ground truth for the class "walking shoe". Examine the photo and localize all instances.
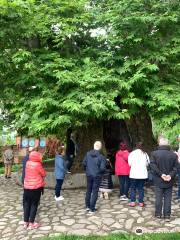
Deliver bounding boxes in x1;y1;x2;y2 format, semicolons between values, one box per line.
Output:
129;202;136;207
104;192;109;200
99;192;104;199
87;209;97;215
164;216;171;222
27;222;40;230
120;196;129;201
55;196;64;201
119;195;125;200
139;202;144;207
85;207;90;212
67;171;71;174
23;222;29;229
155;215;161;220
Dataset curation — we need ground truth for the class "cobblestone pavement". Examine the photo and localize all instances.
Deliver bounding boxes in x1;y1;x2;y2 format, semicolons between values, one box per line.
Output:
0;174;180;240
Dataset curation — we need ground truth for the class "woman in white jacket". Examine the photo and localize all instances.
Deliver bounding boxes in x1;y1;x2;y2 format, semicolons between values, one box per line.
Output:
128;142;149;207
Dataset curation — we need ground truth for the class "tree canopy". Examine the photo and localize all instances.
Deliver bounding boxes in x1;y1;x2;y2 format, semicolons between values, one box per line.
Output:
0;0;179;143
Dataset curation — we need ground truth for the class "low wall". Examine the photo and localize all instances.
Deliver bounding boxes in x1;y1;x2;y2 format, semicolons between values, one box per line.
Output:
16;171;119;189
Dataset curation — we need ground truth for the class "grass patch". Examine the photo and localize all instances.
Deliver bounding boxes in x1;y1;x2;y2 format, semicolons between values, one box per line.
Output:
0;163;21;174
41;233;180;240
43;158;54;163
0;157;54;174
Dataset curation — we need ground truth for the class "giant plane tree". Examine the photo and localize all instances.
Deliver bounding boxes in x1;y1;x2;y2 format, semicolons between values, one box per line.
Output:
0;0;179;168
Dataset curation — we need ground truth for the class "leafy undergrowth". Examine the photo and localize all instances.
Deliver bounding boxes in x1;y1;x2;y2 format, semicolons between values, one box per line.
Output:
41;233;180;240
0;164;21;174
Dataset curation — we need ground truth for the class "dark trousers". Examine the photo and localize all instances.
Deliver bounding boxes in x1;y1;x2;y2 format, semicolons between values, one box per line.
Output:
155;186;172;217
85;176;101;211
118;175;130;197
55;179;64;197
178;172;180;199
24;189;41;223
67;156;74;171
130;179;145;203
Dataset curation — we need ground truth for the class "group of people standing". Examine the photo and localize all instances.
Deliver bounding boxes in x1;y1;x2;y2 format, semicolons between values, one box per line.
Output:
6;134;179;230
83;137;179;222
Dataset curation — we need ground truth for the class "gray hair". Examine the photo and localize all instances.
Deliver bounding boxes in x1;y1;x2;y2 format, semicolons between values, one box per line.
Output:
94;141;102;151
159;137;169;146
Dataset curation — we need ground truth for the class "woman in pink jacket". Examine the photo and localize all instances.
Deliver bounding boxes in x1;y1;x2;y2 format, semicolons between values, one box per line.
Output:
23;151;46;229
115;143;130;201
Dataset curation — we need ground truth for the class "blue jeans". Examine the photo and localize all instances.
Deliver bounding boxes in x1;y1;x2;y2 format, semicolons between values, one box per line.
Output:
118;175;130;197
130;179;145;203
55;179;64;197
85;176;101;211
178;172;180;199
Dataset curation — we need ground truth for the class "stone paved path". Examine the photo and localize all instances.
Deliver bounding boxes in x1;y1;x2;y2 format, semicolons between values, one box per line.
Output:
0;174;180;240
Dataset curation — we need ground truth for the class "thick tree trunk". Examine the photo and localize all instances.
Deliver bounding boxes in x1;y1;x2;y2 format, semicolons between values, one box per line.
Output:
73;120;106;172
72;109;155;172
125;108;155;153
103;119;131;153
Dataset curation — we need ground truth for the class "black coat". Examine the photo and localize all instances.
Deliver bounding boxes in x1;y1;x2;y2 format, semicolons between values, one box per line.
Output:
150;145;178;188
83;150;106;177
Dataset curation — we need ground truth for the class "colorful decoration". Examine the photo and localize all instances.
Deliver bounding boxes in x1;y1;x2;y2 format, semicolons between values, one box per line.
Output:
40;137;46;147
22;138;28;147
29;138;35;147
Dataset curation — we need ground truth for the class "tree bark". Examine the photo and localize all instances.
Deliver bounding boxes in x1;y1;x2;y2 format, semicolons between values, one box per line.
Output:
73;120;105;172
72;109;155;172
125;107;156;153
103;119;131;153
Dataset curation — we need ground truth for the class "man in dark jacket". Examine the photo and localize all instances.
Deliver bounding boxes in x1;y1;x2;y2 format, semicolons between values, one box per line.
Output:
66;133;76;173
83;141;106;214
150;137;178;221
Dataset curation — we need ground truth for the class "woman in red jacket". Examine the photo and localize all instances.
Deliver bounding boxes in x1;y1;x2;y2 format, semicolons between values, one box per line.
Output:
23;151;46;229
115;142;130;201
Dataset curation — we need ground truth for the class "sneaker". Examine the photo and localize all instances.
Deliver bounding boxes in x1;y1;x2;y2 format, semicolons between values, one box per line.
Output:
164;216;170;222
119;195;125;200
139;202;144;207
55;196;64;201
27;222;40;230
104;192;109;200
99;193;104;199
67;171;71;174
87;209;97;215
129;202;136;207
120;196;129;201
23;222;29;229
155;215;161;219
85;207;90;212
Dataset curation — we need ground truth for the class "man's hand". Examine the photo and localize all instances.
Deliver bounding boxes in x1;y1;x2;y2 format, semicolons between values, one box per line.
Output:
161;174;171;182
165;175;171;182
161;174;167;181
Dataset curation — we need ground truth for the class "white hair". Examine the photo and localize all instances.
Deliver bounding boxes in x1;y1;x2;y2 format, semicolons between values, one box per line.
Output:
94;141;102;151
159;137;169;146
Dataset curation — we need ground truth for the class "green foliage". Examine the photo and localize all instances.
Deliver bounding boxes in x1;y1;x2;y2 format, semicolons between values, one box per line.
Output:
0;163;21;174
0;0;179;141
